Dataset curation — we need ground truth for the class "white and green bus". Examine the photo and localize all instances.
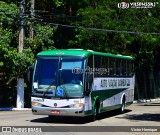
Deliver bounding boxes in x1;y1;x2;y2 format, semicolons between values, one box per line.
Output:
28;49;135;121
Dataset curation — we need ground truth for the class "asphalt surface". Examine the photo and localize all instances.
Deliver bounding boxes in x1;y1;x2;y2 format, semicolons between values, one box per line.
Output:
0;100;160;135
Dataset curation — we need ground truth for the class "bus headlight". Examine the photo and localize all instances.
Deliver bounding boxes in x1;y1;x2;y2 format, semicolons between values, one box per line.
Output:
32;102;42;107
69;103;84;108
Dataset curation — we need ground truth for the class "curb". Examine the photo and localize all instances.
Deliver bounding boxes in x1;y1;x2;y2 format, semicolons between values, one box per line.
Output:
0;108;31;111
133;98;160;103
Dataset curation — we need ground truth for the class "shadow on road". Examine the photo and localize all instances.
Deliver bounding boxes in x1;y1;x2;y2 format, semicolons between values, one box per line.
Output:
30;109;131;124
96;109;131;121
136;102;160;106
116;113;160;122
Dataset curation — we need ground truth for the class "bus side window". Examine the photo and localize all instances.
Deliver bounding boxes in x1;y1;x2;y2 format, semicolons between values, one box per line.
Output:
129;61;134;76
116;59;121;76
122;60;127;76
126;60;130;76
109;58;115;76
101;56;108;77
132;61;134;75
124;60;130;76
107;58;109;76
94;55;101;77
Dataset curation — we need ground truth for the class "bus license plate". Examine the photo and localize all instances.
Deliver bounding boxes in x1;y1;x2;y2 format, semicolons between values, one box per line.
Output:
51;110;60;114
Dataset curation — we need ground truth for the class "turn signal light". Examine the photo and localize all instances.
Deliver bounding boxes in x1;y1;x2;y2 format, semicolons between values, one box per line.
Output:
70;103;84;108
32;102;39;106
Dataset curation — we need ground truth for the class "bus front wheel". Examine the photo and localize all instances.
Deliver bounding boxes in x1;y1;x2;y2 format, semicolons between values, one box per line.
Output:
90;102;99;122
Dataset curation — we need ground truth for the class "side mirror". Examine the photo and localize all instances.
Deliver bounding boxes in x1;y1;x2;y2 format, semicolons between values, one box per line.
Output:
87;73;93;83
85;73;93;96
26;66;34;83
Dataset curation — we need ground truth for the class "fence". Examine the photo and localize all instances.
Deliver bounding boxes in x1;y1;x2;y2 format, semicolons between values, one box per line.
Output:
134;71;160;100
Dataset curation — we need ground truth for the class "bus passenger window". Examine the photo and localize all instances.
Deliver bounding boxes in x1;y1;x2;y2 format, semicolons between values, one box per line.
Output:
116;59;121;76
129;61;134;76
126;61;129;76
101;57;108;77
94;55;101;77
107;58;109;76
109;58;115;76
122;60;127;76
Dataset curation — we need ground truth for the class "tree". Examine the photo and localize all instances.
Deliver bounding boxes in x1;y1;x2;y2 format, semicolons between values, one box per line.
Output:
0;1;56;107
69;0;160;71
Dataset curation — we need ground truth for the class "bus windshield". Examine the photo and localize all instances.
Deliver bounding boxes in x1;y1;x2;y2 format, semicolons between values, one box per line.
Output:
32;56;85;98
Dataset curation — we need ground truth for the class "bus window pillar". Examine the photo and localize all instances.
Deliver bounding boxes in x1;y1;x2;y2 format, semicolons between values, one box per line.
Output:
85;73;93;96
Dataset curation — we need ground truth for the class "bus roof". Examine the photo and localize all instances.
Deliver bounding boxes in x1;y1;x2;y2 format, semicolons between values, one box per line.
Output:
37;49;134;60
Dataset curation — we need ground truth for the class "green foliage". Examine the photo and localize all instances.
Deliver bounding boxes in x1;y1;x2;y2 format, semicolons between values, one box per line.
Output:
0;1;19;28
69;0;160;71
55;0;64;7
1;0;160;76
25;24;56;55
0;29;34;79
0;1;56;85
0;1;57;107
0;2;22;81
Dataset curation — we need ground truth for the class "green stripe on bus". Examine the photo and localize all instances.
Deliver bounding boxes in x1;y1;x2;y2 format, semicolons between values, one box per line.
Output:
91;88;127;100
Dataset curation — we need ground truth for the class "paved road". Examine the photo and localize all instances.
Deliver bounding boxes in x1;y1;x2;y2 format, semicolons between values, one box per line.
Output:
0;101;160;135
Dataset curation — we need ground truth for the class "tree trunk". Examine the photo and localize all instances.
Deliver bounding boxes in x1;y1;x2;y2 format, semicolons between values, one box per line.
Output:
16;78;24;108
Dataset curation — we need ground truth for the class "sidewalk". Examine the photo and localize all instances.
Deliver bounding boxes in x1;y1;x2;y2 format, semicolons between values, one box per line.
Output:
0;108;31;111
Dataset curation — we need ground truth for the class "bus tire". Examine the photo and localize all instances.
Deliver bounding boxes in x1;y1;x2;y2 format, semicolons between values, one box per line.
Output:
90;101;99;122
119;96;126;114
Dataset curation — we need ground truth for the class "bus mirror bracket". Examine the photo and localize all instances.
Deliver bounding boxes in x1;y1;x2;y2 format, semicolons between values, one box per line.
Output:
27;66;34;83
85;73;93;96
87;73;93;83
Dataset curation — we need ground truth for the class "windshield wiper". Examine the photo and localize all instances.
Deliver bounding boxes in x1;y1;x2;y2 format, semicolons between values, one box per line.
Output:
43;80;56;97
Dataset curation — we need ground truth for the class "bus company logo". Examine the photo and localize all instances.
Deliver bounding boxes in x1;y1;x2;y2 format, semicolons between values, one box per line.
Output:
72;67;82;74
118;2;129;9
54;103;57;107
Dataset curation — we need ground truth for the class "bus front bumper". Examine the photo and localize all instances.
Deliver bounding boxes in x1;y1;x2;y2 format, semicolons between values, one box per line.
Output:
32;106;86;117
